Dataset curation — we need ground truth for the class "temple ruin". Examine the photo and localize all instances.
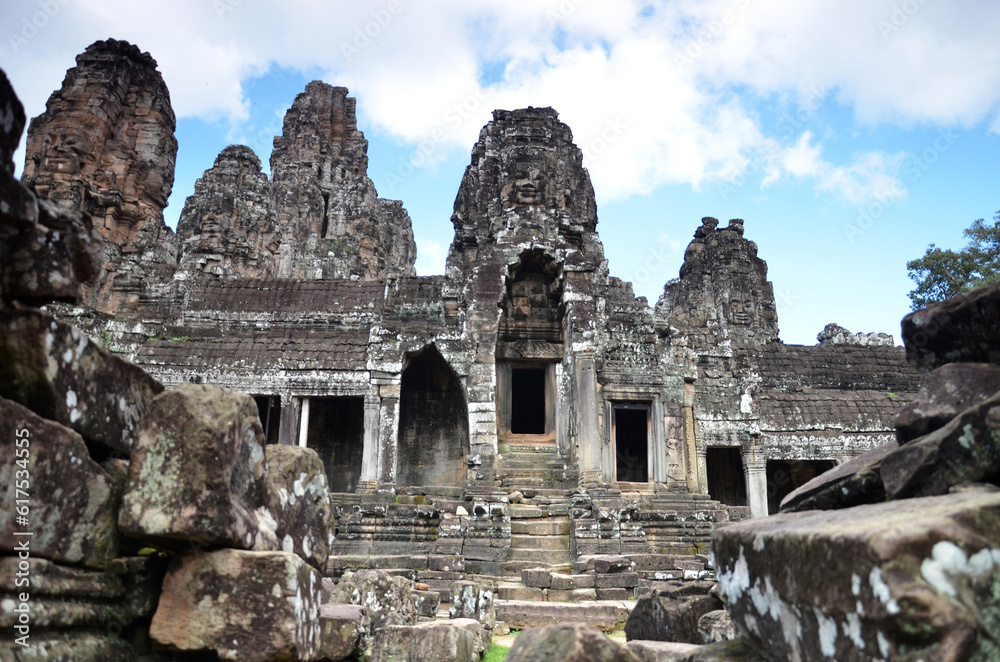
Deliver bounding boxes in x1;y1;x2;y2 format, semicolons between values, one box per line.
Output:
6;38;1000;662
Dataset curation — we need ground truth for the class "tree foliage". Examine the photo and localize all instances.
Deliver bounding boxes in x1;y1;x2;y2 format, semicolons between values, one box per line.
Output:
907;210;1000;310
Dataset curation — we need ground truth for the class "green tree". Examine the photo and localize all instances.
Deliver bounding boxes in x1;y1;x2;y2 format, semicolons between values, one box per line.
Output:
907;210;1000;310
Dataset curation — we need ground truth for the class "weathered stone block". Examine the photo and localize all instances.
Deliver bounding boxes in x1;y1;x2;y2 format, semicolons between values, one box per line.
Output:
596;572;640;588
150;549;321;662
497;600;629;632
625;640;701;662
572;588;597;601
902;281;1000;370
0;398;119;568
697;610;736;644
522;567;552;588
0;633;135;662
258;443;334;570
449;580;496;628
118;383;268;549
714;491;1000;661
506;623;642;661
596;587;630;600
0;308;162;455
594;555;633;573
779;440;897;513
319;603;365;661
881;391;1000;499
625;594;722;644
896;363;1000;443
372;621;477;662
428;554;465;572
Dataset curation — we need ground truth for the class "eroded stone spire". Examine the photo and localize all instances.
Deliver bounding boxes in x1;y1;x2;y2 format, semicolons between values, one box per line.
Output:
270;81;416;279
22;38;177;251
177;145;281;279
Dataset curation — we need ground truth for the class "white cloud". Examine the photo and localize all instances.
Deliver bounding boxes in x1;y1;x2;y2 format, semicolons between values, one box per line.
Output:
415;236;447;276
3;0;999;206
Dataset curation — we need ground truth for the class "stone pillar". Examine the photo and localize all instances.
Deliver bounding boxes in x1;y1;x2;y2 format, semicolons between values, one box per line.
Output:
378;396;399;484
746;437;768;518
649;398;666;483
297;397;310;448
696;449;709;496
682;380;700;493
575;353;603;486
277;395;297;446
358;394;380;491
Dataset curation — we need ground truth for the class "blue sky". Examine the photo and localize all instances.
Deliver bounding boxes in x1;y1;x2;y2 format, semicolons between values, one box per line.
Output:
3;1;999;345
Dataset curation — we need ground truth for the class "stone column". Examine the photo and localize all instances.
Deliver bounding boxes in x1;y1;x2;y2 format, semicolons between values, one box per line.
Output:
297;397;310;448
683;380;700;493
377;396;399;484
358;394;381;492
277;395;297;446
745;436;768;518
575;353;603;486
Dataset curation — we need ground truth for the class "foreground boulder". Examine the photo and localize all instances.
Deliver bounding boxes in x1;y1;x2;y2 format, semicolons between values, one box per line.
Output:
507;624;642;662
0;308;162;455
259;443;334;570
118;383;269;549
895;363;1000;443
715;490;1000;661
901;281;1000;370
880;390;1000;500
326;569;421;633
0;398;119;568
150;548;321;661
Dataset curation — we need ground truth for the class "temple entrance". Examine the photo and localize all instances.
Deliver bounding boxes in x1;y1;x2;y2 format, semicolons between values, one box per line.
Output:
511;366;546;434
613;405;649;482
397;345;469;487
766;459;837;514
305;397;364;493
706;447;748;506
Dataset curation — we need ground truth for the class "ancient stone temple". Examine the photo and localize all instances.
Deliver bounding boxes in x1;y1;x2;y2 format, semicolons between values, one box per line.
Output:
13;39;1000;662
21;41;921;529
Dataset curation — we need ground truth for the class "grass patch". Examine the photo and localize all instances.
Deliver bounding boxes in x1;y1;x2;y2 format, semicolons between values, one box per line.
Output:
484;642;511;661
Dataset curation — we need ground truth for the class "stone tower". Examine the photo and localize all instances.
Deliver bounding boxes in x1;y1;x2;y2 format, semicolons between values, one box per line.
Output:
21;38;179;310
270;81;416;279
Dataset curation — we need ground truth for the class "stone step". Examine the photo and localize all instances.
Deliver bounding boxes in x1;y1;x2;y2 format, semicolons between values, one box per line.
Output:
509;534;570;551
496;600;634;632
510;518;571;536
507;548;574;563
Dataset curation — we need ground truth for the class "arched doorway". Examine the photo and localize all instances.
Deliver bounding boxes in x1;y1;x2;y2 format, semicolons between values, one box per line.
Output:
397;345;469;486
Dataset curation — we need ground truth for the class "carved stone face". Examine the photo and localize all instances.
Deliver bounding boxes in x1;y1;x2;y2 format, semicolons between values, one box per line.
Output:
729;298;756;325
510;166;547;206
41;129;93;175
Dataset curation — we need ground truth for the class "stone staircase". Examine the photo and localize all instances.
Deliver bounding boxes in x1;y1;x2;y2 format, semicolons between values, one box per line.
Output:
498;444;578;490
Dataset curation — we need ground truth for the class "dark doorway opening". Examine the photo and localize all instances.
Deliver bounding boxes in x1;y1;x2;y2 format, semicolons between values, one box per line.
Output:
614;406;649;482
706;447;748;506
510;367;546;434
398;345;469;487
306;397;364;493
766;459;837;514
252;395;281;445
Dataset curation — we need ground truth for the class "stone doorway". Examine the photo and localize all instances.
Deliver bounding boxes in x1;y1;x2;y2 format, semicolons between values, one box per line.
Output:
766;459;837;514
706;447;748;506
397;345;469;487
305;397;364;493
252;394;280;445
613;404;650;482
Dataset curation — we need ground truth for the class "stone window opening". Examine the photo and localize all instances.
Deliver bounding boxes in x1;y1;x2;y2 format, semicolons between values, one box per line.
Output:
706;447;748;507
613;404;650;482
252;394;281;445
766;459;836;514
497;361;557;443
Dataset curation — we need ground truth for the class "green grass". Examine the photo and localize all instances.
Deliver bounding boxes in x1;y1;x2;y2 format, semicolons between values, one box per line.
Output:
484;642;511;661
